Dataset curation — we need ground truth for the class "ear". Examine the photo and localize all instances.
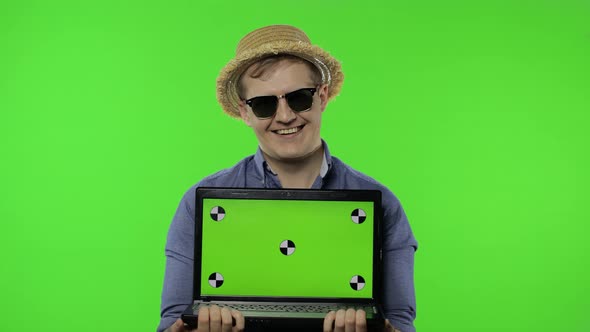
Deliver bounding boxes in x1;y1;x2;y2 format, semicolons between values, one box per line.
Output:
318;84;329;112
238;100;252;127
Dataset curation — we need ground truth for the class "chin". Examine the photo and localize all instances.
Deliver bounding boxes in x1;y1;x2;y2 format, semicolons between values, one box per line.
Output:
263;147;302;161
274;151;305;161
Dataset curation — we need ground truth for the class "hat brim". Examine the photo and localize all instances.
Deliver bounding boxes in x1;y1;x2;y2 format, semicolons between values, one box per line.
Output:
216;40;344;118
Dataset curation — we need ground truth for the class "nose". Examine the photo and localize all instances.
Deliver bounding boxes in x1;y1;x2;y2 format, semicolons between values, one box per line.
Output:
274;97;297;123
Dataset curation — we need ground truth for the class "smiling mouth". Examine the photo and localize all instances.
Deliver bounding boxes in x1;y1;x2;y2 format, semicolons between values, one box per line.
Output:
273;125;305;135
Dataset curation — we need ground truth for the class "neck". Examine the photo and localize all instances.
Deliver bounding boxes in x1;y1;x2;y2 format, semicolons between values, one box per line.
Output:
263;143;324;189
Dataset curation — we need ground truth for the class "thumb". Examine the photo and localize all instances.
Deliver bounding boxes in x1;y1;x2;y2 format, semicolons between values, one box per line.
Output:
384;319;394;332
169;318;187;332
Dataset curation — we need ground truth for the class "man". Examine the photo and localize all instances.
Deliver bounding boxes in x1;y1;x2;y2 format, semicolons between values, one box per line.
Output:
158;25;418;332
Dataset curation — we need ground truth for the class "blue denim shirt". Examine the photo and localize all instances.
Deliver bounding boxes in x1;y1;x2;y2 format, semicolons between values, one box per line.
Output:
158;141;418;332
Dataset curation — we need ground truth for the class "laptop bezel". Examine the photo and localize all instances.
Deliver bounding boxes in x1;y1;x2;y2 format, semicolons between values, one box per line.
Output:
192;187;383;305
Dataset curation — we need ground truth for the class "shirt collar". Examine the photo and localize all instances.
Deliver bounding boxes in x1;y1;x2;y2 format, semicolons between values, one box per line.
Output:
253;139;333;179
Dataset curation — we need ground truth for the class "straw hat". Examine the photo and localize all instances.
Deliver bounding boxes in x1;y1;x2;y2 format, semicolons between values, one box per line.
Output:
216;25;344;118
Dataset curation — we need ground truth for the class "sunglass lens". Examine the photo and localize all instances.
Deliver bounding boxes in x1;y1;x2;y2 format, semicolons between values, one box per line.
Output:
250;96;278;118
286;89;314;112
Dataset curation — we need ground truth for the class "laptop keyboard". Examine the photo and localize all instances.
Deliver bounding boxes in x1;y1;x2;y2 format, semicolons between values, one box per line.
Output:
193;303;375;314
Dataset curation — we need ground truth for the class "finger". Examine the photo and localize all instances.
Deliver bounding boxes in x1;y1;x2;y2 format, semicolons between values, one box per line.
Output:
355;309;367;332
169;318;186;332
231;309;245;332
220;307;233;332
344;308;356;332
323;311;336;332
198;306;210;332
384;319;397;332
210;305;223;332
334;309;346;332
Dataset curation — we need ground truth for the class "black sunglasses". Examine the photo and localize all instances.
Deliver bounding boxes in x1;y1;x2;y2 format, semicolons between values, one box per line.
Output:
243;87;317;119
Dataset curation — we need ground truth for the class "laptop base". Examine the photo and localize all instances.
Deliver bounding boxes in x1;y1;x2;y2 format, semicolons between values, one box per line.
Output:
181;301;384;331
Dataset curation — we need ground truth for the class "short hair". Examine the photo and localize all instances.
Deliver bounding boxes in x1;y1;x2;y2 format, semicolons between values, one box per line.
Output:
237;55;322;99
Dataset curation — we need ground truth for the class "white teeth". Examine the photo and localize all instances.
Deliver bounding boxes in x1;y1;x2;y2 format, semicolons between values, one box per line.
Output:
276;127;300;135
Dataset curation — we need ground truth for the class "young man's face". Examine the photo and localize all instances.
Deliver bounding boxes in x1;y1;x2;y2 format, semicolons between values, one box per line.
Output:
238;60;329;163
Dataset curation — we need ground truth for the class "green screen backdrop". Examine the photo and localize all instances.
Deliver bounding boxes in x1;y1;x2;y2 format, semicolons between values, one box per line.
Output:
1;0;588;331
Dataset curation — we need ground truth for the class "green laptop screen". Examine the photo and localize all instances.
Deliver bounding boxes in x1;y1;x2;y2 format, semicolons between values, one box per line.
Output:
200;198;375;299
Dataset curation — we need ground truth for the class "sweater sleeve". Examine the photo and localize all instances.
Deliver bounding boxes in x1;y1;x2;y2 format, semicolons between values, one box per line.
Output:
381;188;418;332
157;187;197;332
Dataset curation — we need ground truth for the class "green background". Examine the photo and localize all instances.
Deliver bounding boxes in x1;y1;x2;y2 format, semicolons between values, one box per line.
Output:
1;0;588;331
200;199;374;298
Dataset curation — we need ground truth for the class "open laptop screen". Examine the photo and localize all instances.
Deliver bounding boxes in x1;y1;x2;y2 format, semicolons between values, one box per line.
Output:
195;188;382;302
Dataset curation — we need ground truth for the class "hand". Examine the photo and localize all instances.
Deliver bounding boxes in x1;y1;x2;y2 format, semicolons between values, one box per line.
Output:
384;319;401;332
323;308;367;332
166;305;244;332
322;310;402;332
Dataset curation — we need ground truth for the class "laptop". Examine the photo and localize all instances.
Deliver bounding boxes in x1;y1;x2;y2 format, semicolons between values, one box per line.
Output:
181;187;384;331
